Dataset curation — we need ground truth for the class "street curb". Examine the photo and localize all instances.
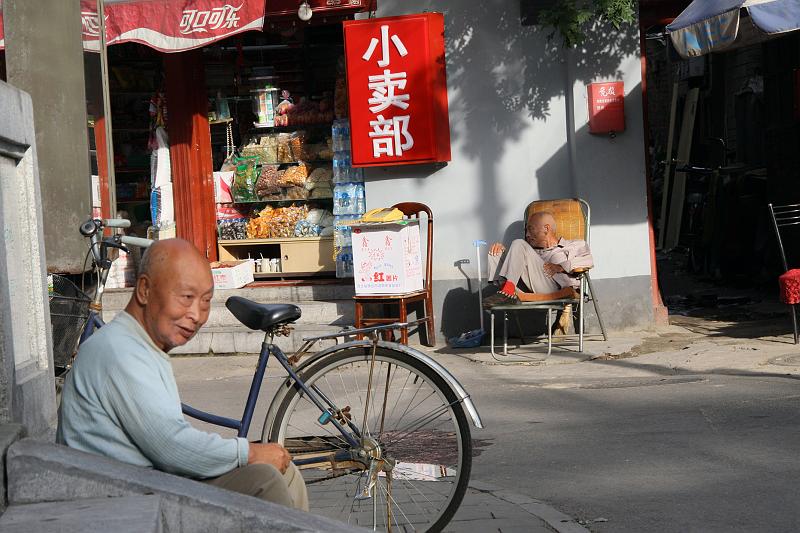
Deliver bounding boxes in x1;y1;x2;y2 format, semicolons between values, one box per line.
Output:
468;480;590;533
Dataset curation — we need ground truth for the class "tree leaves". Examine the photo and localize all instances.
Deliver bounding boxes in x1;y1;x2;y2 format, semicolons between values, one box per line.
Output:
536;0;636;47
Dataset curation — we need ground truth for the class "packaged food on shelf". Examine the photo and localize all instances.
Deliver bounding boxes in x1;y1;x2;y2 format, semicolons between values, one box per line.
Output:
294;220;322;237
289;133;315;161
307;167;333;183
282;185;309;200
218;218;248;240
276;133;295;163
232;156;259;202
310;185;333;199
252;87;279;127
280;161;310;186
245;204;309;239
256;165;282;197
241;135;278;164
306;208;334;227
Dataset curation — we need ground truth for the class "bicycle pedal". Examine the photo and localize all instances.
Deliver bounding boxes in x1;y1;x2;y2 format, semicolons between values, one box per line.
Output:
355;487;374;500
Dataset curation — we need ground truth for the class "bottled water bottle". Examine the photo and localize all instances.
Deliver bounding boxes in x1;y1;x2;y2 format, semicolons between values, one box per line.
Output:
334;215;358;248
341;122;351;152
334;183;358;215
355;183;366;215
332;120;343;152
336;246;354;278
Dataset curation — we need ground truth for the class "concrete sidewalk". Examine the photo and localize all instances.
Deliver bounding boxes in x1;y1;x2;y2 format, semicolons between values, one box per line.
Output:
447;480;589;532
436;313;800;380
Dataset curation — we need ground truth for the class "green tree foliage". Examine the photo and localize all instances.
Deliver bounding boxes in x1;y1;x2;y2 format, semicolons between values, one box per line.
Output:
537;0;637;47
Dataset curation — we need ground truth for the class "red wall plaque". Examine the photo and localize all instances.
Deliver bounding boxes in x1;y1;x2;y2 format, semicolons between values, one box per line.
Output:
587;81;625;134
343;13;451;167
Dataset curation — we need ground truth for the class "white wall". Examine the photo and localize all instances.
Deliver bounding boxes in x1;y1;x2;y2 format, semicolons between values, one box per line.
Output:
358;0;654;332
361;0;652;285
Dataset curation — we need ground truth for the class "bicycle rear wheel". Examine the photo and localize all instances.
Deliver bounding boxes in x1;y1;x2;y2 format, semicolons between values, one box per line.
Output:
265;346;471;532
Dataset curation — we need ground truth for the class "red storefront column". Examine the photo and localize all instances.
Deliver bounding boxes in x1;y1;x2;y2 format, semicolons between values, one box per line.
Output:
94;115;112;226
164;50;218;261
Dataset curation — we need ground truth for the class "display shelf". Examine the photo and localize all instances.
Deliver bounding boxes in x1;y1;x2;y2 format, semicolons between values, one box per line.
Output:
217;236;335;274
220;196;332;205
246;160;333;166
209;118;234;125
218;236;332;245
249;123;333;132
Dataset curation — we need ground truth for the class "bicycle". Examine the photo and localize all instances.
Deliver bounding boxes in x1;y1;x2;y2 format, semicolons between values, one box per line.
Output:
62;217;484;533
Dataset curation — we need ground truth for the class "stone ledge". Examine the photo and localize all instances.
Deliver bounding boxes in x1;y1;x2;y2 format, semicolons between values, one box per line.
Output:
7;438;361;532
0;423;25;513
0;495;163;533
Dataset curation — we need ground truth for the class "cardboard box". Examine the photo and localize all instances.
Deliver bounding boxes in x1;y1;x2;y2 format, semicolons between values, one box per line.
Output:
210;260;254;290
351;220;423;295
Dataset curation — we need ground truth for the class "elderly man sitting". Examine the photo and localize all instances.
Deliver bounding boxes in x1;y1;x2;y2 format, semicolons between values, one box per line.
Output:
57;238;308;510
483;212;593;329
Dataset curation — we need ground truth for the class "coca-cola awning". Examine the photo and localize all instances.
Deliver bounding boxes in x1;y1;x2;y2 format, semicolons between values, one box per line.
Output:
0;0;266;53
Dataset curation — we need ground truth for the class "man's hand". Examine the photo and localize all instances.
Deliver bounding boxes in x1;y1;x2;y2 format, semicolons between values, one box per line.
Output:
489;242;505;256
543;263;565;277
248;442;291;473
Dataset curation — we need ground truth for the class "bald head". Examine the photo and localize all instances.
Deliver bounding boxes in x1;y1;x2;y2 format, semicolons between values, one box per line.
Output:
526;211;559;248
126;239;214;352
138;238;209;279
528;212;557;233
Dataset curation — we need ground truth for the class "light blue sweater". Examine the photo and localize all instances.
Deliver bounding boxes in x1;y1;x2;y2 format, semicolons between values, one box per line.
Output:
56;311;249;479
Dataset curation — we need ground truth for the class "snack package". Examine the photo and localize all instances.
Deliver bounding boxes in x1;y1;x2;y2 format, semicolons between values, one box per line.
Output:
218;218;248;240
256;165;282;198
280;162;310;186
232;156;259;202
276;133;294;163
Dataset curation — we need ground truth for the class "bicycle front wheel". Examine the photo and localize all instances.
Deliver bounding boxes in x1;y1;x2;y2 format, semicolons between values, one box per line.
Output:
266;346;472;532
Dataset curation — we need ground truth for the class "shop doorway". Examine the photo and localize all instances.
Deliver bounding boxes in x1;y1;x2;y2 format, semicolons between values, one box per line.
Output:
644;31;800;332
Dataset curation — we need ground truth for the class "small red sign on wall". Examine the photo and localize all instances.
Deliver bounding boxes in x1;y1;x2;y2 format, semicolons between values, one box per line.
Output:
587;82;625;134
343;13;452;167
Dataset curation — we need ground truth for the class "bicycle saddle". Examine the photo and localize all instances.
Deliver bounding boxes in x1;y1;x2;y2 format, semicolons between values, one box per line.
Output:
225;296;301;331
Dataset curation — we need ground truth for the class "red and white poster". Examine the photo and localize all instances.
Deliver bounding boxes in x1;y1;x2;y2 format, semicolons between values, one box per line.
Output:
343;13;451;167
0;0;265;53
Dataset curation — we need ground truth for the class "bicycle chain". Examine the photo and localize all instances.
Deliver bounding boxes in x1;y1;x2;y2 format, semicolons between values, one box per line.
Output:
306;467;356;484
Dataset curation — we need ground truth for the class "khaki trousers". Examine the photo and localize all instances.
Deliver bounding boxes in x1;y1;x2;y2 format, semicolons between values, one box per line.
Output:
488;239;561;293
203;462;309;512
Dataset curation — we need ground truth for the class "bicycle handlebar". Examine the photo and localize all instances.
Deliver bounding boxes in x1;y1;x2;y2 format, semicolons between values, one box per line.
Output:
120;235;153;249
104;218;131;229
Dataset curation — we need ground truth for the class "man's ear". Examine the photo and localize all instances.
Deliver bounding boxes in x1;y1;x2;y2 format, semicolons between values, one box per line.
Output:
134;275;151;305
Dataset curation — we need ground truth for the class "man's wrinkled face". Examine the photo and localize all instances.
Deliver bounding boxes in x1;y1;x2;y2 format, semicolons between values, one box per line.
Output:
142;264;213;352
526;219;551;247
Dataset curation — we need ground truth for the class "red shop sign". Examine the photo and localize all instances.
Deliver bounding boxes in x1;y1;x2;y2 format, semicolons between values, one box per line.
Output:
343;13;452;167
587;81;625;135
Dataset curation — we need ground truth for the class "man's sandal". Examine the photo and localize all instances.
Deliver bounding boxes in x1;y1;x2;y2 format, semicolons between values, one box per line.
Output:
482;290;519;308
